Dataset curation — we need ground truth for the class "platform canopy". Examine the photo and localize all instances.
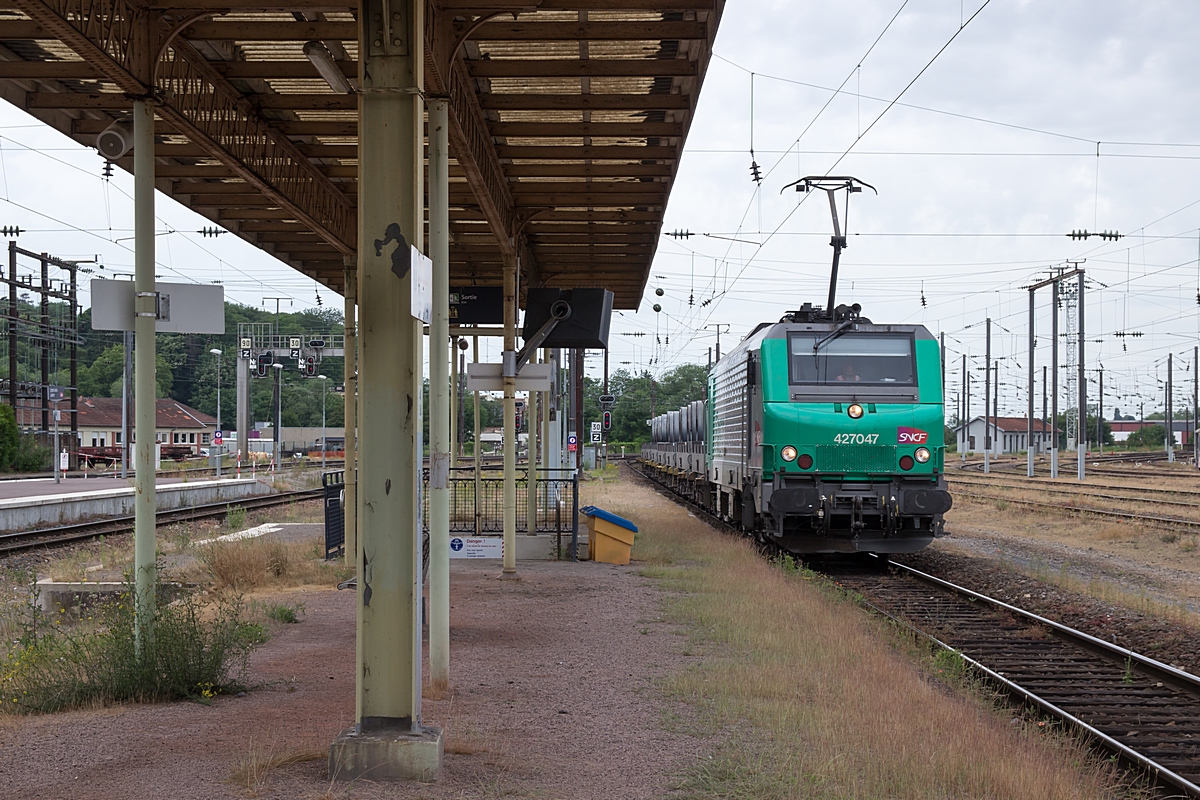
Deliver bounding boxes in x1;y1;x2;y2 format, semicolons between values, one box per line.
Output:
0;0;724;308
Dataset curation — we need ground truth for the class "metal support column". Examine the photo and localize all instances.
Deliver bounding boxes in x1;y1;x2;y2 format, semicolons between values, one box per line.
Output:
526;350;538;537
1167;353;1175;463
427;96;451;692
329;0;441;779
449;337;459;463
501;255;518;577
984;318;991;473
6;241;14;416
473;335;481;537
132;98;157;653
1077;271;1086;480
343;262;357;565
1028;290;1035;477
1194;346;1198;469
236;352;249;466
1051;281;1059;479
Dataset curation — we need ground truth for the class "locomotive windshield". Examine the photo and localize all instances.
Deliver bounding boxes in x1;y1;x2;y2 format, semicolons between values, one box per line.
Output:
787;332;915;385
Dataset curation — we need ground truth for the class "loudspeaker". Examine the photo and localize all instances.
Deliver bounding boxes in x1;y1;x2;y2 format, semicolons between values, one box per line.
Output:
523;288;613;349
97;120;134;160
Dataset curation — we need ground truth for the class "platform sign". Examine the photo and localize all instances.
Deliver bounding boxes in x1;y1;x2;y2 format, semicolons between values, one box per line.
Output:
450;286;504;324
59;450;68;471
568;434;578;453
466;362;554;392
48;385;65;402
448;536;503;559
91;279;224;334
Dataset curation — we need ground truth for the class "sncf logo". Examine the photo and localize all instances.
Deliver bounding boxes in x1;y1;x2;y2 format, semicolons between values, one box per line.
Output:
898;427;929;444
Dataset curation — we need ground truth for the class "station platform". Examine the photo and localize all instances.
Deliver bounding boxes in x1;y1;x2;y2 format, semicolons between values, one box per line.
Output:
0;477;271;532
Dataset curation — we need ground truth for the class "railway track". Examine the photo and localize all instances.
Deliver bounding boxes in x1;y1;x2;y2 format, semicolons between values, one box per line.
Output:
951;477;1200;511
951;474;1200;501
838;562;1200;797
954;490;1200;531
0;488;324;556
625;459;1200;797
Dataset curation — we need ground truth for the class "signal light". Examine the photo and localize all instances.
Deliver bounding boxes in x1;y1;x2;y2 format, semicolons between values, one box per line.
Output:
304;356;317;377
256;352;272;378
602;410;612;431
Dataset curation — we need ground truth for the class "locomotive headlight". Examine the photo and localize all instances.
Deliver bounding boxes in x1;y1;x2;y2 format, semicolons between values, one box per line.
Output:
781;445;798;462
847;403;864;419
915;447;931;463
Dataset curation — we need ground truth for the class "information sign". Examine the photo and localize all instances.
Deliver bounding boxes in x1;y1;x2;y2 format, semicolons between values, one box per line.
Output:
448;536;504;559
567;434;578;453
214;431;223;445
590;431;601;443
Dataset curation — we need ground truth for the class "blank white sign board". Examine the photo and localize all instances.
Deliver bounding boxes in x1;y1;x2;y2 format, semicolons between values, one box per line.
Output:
91;279;225;334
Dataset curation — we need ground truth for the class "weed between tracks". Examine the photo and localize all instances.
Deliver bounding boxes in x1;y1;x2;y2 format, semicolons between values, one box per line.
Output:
594;477;1130;799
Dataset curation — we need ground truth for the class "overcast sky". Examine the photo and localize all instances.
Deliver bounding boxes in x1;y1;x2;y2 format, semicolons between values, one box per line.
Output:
3;0;1200;419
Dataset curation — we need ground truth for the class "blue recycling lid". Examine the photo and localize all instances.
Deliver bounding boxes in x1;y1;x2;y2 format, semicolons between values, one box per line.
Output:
579;505;638;533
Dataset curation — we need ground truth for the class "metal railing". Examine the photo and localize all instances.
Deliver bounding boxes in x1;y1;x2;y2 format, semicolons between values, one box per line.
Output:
326;466;581;560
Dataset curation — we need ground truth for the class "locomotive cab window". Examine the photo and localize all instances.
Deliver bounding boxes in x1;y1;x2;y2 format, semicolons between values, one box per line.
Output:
788;332;916;385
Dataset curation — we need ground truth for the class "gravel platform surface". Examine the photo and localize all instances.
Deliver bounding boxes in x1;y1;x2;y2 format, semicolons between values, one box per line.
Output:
0;559;702;799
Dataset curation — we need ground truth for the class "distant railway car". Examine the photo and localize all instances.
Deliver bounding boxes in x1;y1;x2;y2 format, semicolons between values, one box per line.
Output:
643;303;951;556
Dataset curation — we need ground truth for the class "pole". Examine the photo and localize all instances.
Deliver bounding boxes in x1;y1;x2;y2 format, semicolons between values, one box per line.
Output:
342;260;357;566
320;376;327;473
53;400;59;483
215;352;221;477
132;97;157;655
984;318;991;473
68;264;77;471
122;330;131;479
40;255;47;435
603;346;609;470
428;95;451;691
1051;280;1059;479
272;364;282;469
6;241;14;417
501;253;518;578
1194;345;1198;469
961;352;966;458
1097;368;1103;456
1077;271;1086;480
1167;353;1174;462
473;335;481;537
450;337;459;462
1027;290;1034;477
332;0;435;772
575;348;585;472
526;350;538;538
1042;365;1047;459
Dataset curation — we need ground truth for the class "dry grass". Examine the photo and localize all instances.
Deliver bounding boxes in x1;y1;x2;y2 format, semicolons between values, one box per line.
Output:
591;475;1131;799
230;735;325;796
184;536;352;592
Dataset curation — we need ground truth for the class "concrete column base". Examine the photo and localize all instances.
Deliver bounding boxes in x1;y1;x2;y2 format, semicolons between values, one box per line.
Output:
328;725;443;782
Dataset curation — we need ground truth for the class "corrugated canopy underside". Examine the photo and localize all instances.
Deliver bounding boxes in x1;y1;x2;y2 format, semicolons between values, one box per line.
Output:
0;0;724;309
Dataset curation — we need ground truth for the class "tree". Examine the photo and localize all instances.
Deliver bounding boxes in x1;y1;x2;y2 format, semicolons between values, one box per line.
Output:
1126;424;1172;449
0;404;17;470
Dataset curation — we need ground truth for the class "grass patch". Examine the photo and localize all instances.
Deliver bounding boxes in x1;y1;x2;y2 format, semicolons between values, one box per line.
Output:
597;475;1129;799
226;504;247;531
0;583;266;713
263;601;304;624
231;736;324;795
188;536;351;593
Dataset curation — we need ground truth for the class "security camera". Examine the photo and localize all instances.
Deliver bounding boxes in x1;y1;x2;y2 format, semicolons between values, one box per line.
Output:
96;120;134;160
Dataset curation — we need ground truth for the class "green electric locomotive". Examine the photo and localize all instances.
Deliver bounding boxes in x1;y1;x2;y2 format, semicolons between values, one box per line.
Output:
644;301;951;556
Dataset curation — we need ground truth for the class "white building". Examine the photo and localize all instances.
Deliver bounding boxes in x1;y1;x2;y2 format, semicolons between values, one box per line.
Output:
956;416;1056;456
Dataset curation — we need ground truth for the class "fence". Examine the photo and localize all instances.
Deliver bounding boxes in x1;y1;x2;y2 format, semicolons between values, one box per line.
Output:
324;466;581;560
323;470;345;560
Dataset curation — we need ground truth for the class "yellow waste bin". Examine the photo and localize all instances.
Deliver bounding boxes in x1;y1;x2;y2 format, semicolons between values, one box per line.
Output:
580;506;637;565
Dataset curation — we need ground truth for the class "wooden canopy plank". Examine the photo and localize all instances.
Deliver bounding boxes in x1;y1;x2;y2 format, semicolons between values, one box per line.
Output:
466;58;695;78
480;93;691;111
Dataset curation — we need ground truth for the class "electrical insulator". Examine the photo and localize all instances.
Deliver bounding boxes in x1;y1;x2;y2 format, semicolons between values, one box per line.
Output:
199;227;224;238
0;226;22;237
749;160;762;184
102;161;113;179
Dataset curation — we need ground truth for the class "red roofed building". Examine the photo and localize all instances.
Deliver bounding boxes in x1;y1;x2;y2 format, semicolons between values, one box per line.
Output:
955;416;1058;455
75;397;216;454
